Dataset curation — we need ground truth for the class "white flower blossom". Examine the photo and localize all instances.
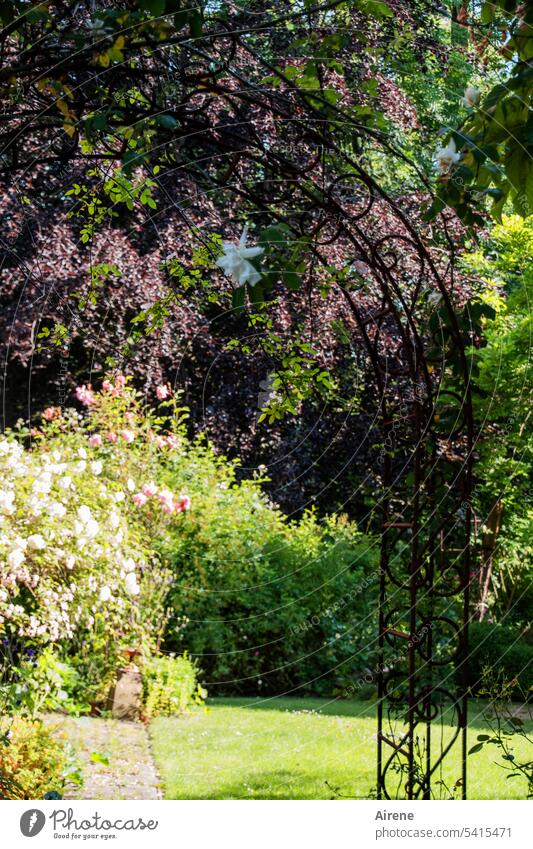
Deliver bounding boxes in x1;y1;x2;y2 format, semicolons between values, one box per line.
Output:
462;86;480;108
77;505;92;524
7;548;25;569
99;585;112;602
0;490;15;515
124;572;140;596
84;519;100;539
32;475;52;495
435;138;461;174
215;225;264;288
427;290;442;307
48;501;67;519
26;533;46;551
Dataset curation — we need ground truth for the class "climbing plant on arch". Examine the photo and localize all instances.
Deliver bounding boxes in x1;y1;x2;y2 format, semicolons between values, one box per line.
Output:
1;0;530;799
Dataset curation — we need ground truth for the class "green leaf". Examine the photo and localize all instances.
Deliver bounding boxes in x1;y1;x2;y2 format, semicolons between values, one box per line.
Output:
137;0;166;15
90;752;110;766
468;742;484;755
189;9;203;39
282;269;301;291
231;286;245;315
480;2;495;23
156;114;177;129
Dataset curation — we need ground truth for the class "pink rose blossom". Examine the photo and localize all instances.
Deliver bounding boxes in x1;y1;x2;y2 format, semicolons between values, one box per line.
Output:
161;502;174;515
155;436;167;450
158;489;174;509
142;482;158;497
88;434;103;448
133;492;148;507
115;374;126;389
75;385;96;406
121;429;135;444
175;494;191;512
156;384;170;400
43;406;60;421
165;434;179;450
106;432;118;443
102;379;114;393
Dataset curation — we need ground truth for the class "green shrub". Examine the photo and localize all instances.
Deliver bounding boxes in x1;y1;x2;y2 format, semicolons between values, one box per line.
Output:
142;653;206;719
158;444;381;694
0;717;76;799
467;621;533;697
1;647;87;717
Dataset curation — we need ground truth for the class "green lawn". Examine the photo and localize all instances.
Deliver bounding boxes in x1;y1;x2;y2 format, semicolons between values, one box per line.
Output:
149;697;532;800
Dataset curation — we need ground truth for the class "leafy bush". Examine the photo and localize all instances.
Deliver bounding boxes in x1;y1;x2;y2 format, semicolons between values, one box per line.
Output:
0;718;76;799
0;647;86;717
158;444;380;694
142;653;206;719
0;377;186;704
467;621;533;698
1;374;379;702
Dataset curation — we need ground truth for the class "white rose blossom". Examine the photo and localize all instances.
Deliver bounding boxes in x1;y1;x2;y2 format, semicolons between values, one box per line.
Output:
216;225;264;288
99;585;112;602
462;86;480;108
125;572;140;596
7;548;25;569
26;533;46;551
435;138;461;174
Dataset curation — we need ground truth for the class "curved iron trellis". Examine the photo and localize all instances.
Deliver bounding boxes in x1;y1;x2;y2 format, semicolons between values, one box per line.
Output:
0;7;476;800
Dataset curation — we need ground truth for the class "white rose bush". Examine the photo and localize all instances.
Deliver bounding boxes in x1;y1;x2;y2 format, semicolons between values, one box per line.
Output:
0;376;193;707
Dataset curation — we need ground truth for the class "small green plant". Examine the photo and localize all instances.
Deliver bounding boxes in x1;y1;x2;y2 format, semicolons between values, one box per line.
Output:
0;717;80;800
142;653;206;719
471;668;533;799
1;648;89;718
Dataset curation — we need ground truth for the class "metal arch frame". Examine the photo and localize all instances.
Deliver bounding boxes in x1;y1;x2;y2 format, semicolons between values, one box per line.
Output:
0;7;475;800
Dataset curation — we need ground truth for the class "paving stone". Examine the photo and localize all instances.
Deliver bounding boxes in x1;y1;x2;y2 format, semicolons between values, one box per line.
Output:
45;714;162;800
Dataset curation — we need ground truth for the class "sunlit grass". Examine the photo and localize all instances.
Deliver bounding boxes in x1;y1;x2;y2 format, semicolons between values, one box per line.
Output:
150;697;532;800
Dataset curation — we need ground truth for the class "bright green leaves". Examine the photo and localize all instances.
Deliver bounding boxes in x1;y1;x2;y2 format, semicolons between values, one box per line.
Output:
135;0;203;36
66;169;158;245
354;0;392;19
257;343;334;424
258;223;307;293
431;6;533;224
428;298;496;379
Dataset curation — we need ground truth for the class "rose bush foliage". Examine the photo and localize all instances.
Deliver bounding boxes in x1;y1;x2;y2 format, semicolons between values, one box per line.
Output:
0;377;191;702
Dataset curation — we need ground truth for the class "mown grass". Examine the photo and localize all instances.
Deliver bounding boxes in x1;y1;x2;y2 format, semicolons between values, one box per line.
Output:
150;696;532;800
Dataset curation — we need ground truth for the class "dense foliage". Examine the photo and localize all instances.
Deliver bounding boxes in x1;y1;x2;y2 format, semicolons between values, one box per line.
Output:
0;0;531;802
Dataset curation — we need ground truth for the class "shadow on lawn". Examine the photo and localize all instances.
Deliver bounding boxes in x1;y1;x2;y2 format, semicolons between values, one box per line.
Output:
206;696;532;731
189;769;334;801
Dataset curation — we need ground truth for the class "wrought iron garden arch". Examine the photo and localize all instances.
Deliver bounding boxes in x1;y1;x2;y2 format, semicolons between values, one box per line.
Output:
0;2;476;800
164;25;475;801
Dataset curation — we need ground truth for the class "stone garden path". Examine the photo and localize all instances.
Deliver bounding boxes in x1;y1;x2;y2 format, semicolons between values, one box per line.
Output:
45;714;162;800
